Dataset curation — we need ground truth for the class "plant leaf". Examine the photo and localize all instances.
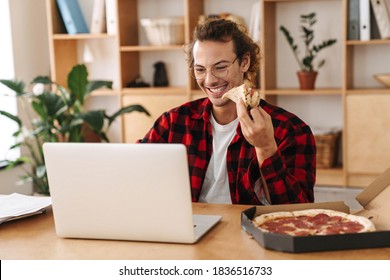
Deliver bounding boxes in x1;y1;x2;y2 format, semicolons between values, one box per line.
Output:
301;26;314;46
87;80;113;93
313;39;338;54
0;79;25;95
279;26;298;54
67;64;88;105
302;56;314;71
80;110;105;133
318;59;326;69
31;100;47;120
0;110;22;126
99;131;109;142
107;104;150;126
35;165;46;178
31;76;52;85
301;12;316;21
5;157;32;170
38;92;67;118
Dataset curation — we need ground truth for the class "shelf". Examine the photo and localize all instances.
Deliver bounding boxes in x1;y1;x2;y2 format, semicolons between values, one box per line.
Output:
346;88;390;95
122;87;187;95
52;34;116;40
89;89;121;96
120;45;184;52
316;167;345;186
346;39;390;46
264;88;342;95
263;0;335;2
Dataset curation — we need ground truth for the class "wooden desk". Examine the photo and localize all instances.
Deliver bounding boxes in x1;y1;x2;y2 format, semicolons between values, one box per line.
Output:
1;203;389;259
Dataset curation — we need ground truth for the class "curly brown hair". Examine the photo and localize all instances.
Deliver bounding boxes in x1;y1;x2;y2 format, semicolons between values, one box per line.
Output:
185;18;260;87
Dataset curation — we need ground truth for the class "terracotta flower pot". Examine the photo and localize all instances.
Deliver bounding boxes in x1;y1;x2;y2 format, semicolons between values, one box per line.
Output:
297;71;318;90
81;123;102;142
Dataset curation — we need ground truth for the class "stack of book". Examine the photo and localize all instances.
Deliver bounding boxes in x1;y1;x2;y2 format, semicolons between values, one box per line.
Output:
56;0;118;35
348;0;390;40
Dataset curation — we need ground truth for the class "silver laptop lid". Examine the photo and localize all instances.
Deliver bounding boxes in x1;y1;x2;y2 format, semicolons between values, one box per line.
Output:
44;143;200;243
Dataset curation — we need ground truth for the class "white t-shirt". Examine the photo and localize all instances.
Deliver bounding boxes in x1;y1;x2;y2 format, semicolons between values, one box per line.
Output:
199;113;239;204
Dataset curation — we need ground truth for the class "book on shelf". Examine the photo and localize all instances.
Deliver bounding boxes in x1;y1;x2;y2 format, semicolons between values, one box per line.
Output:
105;0;118;35
348;0;360;40
359;0;371;40
370;2;382;39
90;0;106;34
370;0;390;39
56;0;88;34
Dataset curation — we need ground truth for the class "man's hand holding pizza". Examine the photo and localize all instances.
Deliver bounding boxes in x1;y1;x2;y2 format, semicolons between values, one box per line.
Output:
237;97;277;164
222;84;278;164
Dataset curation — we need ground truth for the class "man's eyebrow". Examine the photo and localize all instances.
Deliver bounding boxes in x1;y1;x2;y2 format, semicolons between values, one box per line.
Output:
194;59;231;67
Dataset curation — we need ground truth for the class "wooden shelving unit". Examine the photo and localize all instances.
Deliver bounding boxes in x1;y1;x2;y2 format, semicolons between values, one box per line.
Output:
46;0;390;188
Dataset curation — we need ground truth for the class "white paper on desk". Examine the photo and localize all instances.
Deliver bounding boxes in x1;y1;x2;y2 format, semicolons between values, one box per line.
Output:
0;193;52;223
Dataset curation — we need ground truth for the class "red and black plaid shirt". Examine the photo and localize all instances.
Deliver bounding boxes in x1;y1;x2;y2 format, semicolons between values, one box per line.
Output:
139;98;316;205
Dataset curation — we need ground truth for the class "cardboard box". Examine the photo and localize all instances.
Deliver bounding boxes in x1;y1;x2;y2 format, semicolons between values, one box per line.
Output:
241;167;390;253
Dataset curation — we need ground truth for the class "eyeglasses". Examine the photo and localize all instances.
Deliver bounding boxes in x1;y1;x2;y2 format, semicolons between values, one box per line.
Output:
190;56;238;80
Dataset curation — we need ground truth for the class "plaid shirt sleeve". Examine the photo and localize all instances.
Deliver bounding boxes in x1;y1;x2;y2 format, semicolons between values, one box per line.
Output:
246;101;316;204
139;98;316;205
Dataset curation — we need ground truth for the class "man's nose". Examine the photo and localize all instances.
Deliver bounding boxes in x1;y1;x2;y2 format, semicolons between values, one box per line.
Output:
204;70;218;83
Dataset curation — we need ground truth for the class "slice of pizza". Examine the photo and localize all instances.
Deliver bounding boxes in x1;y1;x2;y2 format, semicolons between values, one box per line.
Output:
252;209;376;236
222;84;261;109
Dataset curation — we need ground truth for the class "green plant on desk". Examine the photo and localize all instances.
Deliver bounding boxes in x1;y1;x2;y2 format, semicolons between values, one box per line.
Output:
0;64;150;195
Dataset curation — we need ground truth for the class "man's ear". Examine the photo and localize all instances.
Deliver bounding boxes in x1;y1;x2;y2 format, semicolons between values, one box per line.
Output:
240;52;251;73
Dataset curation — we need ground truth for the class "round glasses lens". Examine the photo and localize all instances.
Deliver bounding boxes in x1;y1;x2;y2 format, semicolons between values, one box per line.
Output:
190;57;237;80
191;67;228;80
211;67;229;79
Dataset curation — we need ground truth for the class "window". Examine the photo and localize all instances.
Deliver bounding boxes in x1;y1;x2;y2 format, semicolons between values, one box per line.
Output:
0;0;20;167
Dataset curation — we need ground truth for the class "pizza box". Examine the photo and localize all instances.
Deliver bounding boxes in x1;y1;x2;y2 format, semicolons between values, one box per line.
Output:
241;167;390;253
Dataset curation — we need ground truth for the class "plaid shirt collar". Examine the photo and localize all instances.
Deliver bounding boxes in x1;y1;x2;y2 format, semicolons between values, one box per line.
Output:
192;97;245;140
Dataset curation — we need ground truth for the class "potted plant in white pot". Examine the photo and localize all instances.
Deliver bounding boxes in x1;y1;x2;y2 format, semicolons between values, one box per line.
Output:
280;12;337;90
0;64;150;195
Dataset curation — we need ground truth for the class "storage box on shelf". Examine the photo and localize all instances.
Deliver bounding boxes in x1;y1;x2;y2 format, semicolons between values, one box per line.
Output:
374;73;390;87
140;17;185;46
314;132;341;169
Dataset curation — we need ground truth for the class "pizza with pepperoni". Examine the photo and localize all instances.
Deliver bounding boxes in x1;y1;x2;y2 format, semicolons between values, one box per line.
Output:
222;84;261;109
252;209;375;236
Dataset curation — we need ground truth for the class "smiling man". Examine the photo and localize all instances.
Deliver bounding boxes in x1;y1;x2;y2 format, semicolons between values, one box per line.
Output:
139;18;316;205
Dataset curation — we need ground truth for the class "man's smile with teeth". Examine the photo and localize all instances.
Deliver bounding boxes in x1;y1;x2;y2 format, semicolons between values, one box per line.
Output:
207;85;228;94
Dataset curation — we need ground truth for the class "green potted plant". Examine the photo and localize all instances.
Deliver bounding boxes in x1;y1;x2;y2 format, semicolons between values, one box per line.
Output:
0;64;150;195
279;12;337;89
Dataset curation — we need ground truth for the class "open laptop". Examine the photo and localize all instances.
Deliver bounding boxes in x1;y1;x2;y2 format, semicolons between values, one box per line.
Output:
43;143;221;244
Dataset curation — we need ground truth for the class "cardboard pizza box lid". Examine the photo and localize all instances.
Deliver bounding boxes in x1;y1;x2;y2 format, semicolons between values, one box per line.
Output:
355;166;390;230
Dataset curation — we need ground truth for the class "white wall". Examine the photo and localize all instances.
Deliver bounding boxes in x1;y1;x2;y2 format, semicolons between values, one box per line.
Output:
0;0;50;194
9;0;50;81
0;0;18;164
